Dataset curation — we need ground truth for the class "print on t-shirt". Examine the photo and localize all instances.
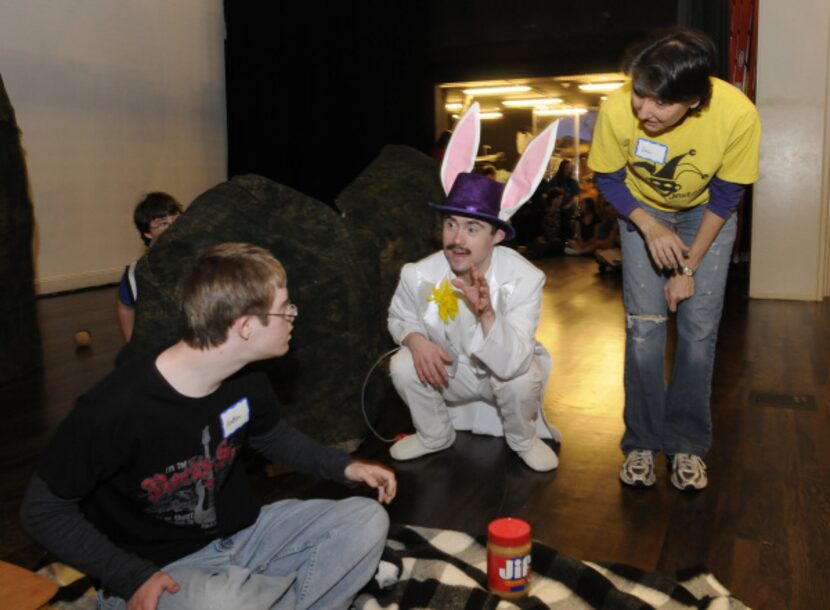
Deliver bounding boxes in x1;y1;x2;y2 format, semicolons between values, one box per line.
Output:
632;149;708;198
140;425;240;529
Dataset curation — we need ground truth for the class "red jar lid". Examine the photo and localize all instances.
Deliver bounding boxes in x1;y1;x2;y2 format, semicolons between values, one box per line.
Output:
488;518;531;546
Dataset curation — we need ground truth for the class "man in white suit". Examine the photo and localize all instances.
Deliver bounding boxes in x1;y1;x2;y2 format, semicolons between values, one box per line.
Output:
387;104;559;472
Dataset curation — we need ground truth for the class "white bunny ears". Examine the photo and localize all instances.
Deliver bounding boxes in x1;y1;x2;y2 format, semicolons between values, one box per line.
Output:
439;102;559;224
439;102;481;194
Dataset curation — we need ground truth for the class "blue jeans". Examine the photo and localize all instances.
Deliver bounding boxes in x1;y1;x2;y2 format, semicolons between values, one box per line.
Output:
619;205;736;457
98;497;389;610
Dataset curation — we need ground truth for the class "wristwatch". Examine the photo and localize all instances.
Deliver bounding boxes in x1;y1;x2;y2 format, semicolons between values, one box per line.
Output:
681;265;695;277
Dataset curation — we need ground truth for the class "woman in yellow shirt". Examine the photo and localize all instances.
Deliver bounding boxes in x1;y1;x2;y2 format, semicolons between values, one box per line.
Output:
588;27;761;491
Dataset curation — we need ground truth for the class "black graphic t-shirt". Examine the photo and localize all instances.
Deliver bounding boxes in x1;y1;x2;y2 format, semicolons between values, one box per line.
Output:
38;354;280;567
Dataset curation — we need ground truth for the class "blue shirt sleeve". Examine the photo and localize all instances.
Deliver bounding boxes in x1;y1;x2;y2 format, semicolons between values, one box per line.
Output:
117;269;134;307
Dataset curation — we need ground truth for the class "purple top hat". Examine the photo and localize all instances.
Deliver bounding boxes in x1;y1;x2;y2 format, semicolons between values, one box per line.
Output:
430;173;514;240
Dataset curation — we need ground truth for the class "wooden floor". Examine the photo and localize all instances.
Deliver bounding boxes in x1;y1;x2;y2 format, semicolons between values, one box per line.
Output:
2;256;828;609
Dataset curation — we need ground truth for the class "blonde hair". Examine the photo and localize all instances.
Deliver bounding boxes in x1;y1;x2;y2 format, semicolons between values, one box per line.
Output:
178;243;286;349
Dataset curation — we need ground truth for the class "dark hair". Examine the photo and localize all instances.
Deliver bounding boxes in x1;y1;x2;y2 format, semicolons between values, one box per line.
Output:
582;197;597;217
133;192;183;245
622;27;716;109
553;160;573;185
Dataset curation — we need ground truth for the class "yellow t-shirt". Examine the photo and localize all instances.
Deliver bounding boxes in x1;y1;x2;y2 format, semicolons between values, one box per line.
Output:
587;78;761;212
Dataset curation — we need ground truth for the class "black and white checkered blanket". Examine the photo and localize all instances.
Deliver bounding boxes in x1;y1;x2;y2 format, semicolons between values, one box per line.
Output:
355;525;749;609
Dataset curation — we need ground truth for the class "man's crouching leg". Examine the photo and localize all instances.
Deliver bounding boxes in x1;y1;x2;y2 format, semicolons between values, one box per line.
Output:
388;347;456;461
492;359;558;472
157;498;389;610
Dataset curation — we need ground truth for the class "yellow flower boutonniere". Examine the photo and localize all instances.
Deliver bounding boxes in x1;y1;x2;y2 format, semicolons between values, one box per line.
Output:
428;279;459;324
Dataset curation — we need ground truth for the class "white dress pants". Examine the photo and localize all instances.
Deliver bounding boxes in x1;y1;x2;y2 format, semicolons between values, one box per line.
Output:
389;346;547;453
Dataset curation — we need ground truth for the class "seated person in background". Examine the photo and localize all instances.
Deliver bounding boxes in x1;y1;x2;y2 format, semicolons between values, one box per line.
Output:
510;173;549;250
540;187;566;254
596;197;621;245
117;192;183;341
550;159;580;240
564;197;612;255
518;184;566;258
22;243;396;610
387;103;559;472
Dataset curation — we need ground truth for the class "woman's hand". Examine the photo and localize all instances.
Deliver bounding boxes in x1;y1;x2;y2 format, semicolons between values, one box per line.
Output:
664;274;695;312
641;221;689;270
630;209;688;270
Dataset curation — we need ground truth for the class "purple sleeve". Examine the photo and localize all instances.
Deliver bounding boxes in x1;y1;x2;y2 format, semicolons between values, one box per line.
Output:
594;169;641;218
707;176;746;219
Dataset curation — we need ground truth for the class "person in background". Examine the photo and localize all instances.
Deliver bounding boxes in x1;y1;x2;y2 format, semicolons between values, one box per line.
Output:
22;243;396;610
432;129;452;162
565;197;620;256
588;26;761;491
116;192;183;341
549;159;580;241
564;197;602;255
479;164;498;180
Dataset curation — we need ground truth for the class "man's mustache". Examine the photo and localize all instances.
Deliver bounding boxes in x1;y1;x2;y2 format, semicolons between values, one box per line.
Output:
446;244;470;253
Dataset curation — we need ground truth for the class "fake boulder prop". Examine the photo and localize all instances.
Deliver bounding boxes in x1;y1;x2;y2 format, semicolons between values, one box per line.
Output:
120;145;444;445
336;144;443;342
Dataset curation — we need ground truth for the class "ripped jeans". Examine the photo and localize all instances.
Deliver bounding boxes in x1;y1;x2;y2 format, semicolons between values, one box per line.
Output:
619;205;736;457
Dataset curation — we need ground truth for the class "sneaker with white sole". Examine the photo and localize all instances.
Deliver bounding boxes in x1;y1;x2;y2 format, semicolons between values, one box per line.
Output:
619;449;656;487
669;453;707;491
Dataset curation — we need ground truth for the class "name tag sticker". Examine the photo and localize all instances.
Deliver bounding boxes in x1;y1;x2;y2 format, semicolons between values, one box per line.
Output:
635;138;668;164
221;398;250;438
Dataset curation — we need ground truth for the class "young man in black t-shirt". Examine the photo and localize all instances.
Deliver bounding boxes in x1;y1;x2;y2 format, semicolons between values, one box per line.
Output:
22;243;397;610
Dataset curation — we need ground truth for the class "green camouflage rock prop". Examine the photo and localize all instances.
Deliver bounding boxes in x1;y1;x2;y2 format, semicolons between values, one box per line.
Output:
0;74;41;384
122;145;444;445
120;174;372;445
336;144;443;350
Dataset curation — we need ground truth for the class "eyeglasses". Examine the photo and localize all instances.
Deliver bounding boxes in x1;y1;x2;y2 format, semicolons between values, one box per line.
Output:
262;303;298;322
148;214;179;232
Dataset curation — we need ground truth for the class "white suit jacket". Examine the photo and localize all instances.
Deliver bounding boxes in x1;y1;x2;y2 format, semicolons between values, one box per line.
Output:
388;246;550;379
388;246;557;438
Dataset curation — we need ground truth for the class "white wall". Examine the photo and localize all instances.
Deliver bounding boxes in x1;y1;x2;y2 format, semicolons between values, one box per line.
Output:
750;0;830;300
0;1;227;294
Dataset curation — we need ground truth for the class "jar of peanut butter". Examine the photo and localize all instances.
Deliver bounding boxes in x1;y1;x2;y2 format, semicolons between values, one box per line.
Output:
486;517;532;599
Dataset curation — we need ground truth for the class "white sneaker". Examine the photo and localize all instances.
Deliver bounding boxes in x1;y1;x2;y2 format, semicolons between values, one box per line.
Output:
389;432;454;461
619;449;656;487
516;437;558;472
669;453;708;491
